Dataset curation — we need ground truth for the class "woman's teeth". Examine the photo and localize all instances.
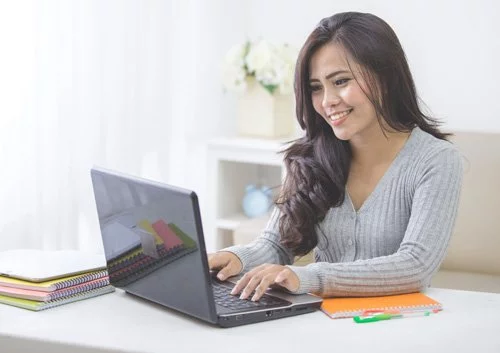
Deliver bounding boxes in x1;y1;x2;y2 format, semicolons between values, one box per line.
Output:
329;109;352;121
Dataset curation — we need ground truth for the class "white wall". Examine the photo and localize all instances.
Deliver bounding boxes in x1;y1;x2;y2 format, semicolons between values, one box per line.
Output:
167;0;248;222
242;0;500;133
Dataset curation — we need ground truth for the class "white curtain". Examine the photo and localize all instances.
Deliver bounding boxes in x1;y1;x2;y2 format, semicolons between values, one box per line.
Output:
0;0;176;253
0;0;244;254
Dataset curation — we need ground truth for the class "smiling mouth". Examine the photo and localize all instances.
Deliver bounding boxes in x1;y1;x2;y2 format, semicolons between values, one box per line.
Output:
328;109;353;122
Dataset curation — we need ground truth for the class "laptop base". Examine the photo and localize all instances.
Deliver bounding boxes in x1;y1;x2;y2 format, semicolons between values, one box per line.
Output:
218;303;320;327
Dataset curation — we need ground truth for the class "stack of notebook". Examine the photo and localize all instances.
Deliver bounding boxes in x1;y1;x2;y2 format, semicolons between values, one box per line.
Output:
0;249;115;311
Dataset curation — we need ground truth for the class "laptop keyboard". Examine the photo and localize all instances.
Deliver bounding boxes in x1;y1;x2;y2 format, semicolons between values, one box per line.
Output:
212;281;290;311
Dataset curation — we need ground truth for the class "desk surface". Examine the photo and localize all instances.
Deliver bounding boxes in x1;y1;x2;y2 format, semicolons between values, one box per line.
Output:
0;287;499;353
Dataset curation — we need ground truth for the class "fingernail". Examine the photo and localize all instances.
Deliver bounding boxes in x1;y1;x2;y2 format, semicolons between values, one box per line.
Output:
217;273;225;280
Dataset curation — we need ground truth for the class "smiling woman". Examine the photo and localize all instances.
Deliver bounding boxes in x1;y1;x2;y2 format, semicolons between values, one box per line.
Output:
208;12;463;301
308;43;379;141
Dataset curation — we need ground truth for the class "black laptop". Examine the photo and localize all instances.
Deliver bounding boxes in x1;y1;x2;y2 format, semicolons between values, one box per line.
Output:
90;167;322;327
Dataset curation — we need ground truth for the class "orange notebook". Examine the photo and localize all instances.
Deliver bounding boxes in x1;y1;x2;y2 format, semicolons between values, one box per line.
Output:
321;292;442;319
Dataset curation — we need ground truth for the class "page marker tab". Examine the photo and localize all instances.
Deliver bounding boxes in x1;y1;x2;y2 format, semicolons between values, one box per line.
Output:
135;228;160;259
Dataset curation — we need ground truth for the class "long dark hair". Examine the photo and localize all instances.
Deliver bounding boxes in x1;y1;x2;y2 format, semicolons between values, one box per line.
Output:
277;12;450;256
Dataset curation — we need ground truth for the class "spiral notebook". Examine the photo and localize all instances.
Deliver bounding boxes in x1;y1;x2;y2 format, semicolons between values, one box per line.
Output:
0;277;110;301
0;285;115;311
0;270;109;292
321;292;442;319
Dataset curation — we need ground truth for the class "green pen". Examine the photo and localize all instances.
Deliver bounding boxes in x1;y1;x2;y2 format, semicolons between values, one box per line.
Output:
353;310;435;323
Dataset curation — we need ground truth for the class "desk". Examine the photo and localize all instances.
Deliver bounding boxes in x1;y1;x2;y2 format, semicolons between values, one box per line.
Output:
0;288;499;353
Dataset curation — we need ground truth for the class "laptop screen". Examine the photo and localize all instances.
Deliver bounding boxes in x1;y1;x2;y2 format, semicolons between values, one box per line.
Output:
91;167;217;323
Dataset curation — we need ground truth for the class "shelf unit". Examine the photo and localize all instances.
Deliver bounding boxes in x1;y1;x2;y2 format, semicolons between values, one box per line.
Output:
205;136;291;252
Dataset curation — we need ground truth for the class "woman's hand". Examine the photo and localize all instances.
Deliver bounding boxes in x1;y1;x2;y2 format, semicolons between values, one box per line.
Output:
207;251;243;281
230;264;300;301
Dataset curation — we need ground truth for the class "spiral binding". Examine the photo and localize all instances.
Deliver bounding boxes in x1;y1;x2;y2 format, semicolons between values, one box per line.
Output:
48;277;111;301
327;303;443;318
52;270;109;290
42;286;115;311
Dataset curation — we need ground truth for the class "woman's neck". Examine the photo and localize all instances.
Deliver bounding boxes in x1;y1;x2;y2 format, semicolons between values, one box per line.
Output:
349;125;411;168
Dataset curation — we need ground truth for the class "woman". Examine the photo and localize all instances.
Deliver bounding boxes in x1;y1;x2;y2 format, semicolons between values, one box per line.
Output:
209;12;463;301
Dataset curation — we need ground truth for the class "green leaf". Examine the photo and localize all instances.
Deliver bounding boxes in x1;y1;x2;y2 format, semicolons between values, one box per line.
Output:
261;83;278;95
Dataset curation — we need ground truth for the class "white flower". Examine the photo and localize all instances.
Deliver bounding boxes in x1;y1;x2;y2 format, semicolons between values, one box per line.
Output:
222;63;247;92
245;40;276;74
225;42;247;68
222;39;298;95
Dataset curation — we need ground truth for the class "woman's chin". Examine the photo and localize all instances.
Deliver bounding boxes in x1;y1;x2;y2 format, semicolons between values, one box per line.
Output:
331;126;352;141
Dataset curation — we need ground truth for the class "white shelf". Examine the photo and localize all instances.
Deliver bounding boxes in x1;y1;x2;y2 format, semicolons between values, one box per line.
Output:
215;212;273;232
206;136;288;251
208;136;295;151
215;214;250;231
207;136;293;167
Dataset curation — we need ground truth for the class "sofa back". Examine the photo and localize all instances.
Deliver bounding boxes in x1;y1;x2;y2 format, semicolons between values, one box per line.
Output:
441;131;500;275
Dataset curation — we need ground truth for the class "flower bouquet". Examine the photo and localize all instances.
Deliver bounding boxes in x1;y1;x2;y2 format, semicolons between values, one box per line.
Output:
222;39;298;138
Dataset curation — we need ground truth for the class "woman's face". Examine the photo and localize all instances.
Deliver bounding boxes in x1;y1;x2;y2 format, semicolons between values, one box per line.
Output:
309;42;380;141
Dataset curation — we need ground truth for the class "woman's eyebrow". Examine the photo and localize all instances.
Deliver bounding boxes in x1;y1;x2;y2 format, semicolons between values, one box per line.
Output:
309;69;350;82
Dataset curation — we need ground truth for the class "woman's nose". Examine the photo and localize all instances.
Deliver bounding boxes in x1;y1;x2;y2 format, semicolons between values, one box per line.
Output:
322;88;341;111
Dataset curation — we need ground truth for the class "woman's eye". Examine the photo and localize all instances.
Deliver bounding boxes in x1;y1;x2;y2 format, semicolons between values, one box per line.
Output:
335;78;350;86
310;85;322;92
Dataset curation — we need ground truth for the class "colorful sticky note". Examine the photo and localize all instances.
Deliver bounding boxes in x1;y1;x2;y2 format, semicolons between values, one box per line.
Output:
152;220;183;250
168;223;196;249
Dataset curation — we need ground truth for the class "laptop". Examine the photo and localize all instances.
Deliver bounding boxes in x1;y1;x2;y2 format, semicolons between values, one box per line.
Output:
90;167;322;327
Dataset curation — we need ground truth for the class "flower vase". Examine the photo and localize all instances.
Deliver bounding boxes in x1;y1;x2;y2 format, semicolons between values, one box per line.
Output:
237;78;295;138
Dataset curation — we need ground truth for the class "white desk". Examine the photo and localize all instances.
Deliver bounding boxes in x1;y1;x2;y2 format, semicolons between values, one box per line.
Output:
0;288;499;353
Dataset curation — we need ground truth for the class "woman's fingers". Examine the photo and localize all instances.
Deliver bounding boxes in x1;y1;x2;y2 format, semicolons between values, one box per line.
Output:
230;269;257;295
207;253;228;270
229;264;300;301
217;263;238;281
239;273;265;300
231;264;286;300
207;252;242;281
251;273;277;301
275;268;300;292
209;257;300;301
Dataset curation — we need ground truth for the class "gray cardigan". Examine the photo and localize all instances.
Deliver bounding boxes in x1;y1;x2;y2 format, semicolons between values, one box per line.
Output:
223;127;463;297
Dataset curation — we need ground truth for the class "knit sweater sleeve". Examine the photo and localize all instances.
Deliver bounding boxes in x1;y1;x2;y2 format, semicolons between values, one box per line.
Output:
289;147;463;297
221;207;295;272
